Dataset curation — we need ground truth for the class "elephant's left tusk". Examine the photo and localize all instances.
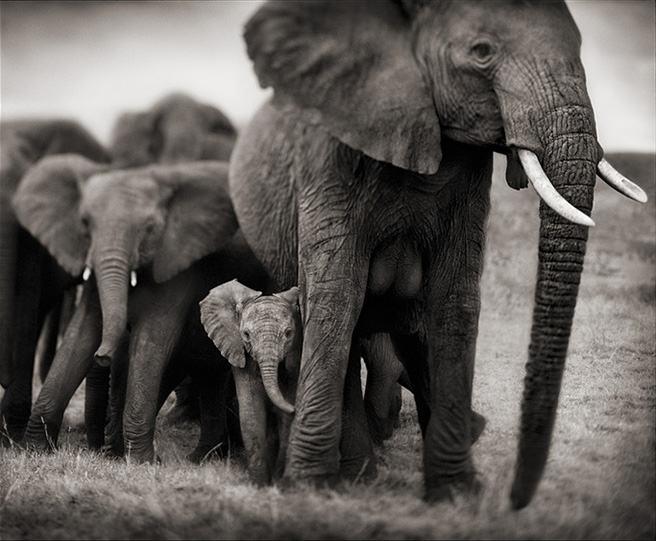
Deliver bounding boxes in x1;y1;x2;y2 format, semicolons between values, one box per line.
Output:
83;266;92;281
597;158;648;203
130;271;137;287
518;149;595;227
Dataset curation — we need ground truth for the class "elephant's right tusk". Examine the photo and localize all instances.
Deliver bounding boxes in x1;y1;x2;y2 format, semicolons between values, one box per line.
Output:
597;158;648;203
518;149;595;227
83;266;92;281
130;271;138;287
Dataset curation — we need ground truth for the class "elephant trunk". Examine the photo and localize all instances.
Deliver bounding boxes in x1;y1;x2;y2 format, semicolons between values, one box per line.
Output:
258;354;295;415
510;110;599;509
93;247;131;367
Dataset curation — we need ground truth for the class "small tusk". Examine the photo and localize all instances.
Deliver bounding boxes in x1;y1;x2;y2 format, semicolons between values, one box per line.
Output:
130;271;137;287
597;158;648;204
82;266;92;281
518;149;595;227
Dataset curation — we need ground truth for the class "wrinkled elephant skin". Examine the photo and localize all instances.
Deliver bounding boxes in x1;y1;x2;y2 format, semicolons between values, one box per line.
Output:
230;0;647;507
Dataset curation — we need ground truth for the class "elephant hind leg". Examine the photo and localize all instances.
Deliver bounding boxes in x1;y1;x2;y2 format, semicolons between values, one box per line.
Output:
338;341;376;482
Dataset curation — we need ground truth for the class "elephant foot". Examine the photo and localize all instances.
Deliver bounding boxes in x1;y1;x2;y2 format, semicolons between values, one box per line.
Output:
22;418;60;452
123;442;158;465
423;470;482;504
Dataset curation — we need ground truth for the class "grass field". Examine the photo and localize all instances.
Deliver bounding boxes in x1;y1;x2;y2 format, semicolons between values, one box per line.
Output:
1;153;654;540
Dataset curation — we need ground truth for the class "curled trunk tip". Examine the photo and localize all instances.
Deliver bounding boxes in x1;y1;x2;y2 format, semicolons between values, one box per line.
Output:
260;361;295;415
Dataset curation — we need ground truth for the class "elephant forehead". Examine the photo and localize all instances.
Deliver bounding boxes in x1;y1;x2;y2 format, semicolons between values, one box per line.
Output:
84;172;161;203
241;298;295;326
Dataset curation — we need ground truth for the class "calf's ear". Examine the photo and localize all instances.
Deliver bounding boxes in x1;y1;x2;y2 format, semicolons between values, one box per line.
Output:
200;279;262;369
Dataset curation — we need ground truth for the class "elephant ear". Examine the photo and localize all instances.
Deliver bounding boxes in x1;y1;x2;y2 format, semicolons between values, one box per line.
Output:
151;162;239;283
244;0;441;174
272;286;300;309
200;279;263;368
11;154;108;276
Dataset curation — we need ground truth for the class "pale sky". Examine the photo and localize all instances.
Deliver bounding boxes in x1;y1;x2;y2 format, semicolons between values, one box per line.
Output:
1;0;654;152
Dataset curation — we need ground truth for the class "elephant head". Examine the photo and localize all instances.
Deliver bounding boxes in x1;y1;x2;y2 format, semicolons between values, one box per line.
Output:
109;93;238;167
200;279;301;415
12;155;238;367
243;0;648;507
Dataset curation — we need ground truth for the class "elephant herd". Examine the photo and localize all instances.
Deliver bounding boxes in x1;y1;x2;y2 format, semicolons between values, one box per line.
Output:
1;0;648;510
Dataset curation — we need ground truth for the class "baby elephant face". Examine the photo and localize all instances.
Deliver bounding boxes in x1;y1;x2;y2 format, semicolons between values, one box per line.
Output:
239;297;299;363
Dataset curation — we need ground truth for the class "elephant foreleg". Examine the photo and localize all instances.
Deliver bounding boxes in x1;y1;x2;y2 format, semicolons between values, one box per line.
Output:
422;300;480;502
285;225;368;483
233;361;270;485
122;279;192;463
23;283;102;450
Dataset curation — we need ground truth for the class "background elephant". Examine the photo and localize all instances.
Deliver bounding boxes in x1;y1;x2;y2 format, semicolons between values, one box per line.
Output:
109;92;238;167
228;0;647;508
0;119;110;444
12;157;256;462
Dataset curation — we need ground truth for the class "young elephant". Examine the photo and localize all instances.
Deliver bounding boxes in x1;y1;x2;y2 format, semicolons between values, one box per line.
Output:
12;156;248;462
200;280;301;485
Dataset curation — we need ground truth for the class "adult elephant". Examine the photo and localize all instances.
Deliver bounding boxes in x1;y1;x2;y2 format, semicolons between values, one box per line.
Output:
109;92;237;167
229;0;648;508
0;119;110;444
12;157;257;462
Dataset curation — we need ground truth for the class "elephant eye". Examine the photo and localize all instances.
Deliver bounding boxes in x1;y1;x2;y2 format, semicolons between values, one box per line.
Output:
242;329;251;341
284;328;293;339
144;222;155;234
80;215;91;232
470;41;495;65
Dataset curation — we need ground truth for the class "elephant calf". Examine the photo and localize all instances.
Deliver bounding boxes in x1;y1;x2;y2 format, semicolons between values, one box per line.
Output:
201;280;301;485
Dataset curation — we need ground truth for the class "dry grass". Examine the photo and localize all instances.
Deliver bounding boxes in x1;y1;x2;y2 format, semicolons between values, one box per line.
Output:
1;153;654;540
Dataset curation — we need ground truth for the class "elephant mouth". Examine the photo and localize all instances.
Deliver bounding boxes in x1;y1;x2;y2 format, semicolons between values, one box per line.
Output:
505;147;647;227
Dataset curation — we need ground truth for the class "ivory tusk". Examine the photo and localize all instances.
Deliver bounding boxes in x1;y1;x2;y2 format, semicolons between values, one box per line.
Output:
517;149;595;227
130;271;137;287
82;266;92;281
597;158;648;204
